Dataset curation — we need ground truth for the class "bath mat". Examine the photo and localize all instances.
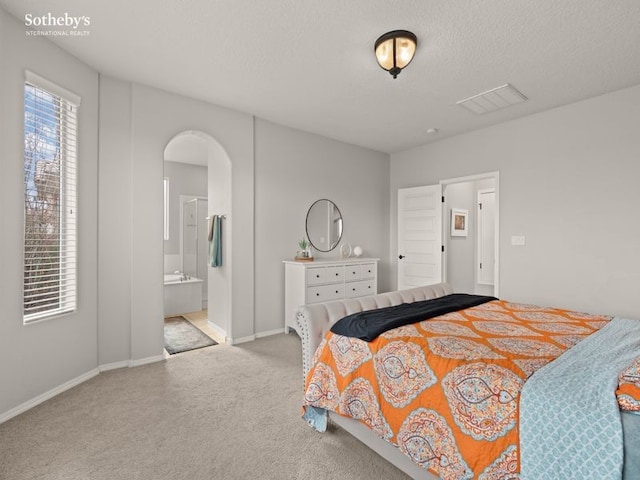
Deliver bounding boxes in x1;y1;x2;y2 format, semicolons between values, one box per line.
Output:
164;316;217;355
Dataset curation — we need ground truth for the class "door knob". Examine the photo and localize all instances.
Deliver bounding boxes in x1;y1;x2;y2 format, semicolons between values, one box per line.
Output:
399;255;405;259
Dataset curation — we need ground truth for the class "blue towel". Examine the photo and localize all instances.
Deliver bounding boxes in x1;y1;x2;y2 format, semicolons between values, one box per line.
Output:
208;215;222;267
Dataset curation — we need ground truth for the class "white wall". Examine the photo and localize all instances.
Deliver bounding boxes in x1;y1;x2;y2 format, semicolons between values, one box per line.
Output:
254;119;390;335
0;9;100;414
207;140;232;336
391;84;640;319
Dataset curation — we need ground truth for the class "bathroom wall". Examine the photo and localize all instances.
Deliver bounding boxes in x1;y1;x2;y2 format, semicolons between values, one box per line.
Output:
163;161;207;273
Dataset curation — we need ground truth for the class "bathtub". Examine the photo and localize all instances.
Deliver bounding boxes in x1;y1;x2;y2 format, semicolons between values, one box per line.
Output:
163;273;204;316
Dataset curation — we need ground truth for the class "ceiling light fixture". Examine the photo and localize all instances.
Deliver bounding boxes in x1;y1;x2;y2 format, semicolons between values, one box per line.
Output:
374;30;417;79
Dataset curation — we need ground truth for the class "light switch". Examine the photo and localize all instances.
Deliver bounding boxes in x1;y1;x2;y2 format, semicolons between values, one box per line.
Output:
511;235;526;246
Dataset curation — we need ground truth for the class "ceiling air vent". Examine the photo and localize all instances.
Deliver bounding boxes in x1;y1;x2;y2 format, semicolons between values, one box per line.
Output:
456;83;527;115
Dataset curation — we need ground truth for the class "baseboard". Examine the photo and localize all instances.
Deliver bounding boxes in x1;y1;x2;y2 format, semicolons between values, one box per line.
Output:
0;368;100;424
229;328;286;345
100;354;165;371
129;354;165;367
228;334;255;345
207;320;226;338
99;360;130;372
255;328;286;338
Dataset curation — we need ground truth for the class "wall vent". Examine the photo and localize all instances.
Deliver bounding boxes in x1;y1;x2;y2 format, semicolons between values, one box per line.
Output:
456;83;527;115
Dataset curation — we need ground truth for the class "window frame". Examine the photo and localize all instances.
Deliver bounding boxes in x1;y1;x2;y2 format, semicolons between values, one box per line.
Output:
22;71;81;324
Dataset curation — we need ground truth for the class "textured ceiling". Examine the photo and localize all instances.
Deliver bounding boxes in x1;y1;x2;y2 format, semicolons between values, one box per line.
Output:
3;0;640;153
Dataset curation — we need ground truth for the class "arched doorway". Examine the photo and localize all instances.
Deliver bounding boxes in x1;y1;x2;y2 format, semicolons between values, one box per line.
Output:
163;130;232;343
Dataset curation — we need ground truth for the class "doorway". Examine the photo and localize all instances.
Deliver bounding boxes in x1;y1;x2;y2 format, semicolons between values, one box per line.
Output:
441;172;499;297
163;130;232;345
396;171;499;296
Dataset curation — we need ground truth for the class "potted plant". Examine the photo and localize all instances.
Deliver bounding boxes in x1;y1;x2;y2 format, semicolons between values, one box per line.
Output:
297;237;312;260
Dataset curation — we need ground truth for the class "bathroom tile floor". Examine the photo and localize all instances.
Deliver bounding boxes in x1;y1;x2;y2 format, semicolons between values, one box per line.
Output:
178;309;226;345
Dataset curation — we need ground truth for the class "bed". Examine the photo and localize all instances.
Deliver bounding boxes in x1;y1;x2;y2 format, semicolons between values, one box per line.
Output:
296;283;640;480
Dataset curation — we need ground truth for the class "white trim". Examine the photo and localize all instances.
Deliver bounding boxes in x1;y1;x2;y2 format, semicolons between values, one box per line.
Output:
207;320;227;339
129;354;165;368
255;328;287;338
476;188;496;287
0;368;99;424
228;334;256;345
1;354;167;423
25;70;81;106
440;171;500;185
98;360;130;372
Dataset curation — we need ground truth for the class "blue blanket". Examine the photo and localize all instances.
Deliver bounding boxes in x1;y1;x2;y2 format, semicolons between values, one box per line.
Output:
520;317;640;480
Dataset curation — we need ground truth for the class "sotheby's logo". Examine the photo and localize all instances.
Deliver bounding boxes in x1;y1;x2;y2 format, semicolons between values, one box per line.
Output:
24;12;91;37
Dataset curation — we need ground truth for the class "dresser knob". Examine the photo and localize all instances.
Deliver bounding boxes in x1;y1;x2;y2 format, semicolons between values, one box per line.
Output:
316;293;320;296
335;290;339;294
316;274;320;278
353;288;356;291
335;273;339;276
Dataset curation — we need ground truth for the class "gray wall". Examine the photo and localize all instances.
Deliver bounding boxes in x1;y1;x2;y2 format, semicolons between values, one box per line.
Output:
0;9;99;415
254;119;391;335
98;78;255;364
391;84;640;319
444;182;476;293
443;179;495;295
4;1;640;422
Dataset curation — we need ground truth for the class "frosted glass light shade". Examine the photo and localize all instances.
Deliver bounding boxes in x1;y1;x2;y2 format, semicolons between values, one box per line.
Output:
374;30;417;78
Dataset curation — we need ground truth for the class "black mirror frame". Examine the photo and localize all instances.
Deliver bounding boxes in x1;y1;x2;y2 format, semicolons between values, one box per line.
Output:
305;199;343;253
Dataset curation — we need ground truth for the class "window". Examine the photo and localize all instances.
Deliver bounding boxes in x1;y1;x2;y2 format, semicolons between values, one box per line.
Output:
164;177;170;240
23;72;80;323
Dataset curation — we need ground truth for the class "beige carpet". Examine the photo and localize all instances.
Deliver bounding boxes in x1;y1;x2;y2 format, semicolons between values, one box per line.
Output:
0;334;411;480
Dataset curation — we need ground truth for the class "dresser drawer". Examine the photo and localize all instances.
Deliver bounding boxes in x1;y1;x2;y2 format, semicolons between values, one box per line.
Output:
345;279;376;298
284;258;378;334
361;263;376;279
345;264;362;281
306;266;343;285
307;284;345;304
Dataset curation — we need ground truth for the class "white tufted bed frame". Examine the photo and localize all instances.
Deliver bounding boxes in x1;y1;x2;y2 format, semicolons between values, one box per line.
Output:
295;283;453;480
295;282;640;480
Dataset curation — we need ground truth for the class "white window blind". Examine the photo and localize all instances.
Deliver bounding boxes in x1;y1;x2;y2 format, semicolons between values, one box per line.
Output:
23;73;79;323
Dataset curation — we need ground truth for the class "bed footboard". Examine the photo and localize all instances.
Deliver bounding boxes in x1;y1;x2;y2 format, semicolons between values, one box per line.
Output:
296;282;453;381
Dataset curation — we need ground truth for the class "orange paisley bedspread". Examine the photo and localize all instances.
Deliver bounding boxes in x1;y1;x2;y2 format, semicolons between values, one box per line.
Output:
303;299;613;479
617;356;640;412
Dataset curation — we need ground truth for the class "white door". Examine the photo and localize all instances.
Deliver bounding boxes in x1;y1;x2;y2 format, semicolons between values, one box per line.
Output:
397;185;443;290
477;188;495;286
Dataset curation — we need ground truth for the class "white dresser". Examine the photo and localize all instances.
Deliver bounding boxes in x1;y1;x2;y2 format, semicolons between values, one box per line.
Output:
283;257;379;334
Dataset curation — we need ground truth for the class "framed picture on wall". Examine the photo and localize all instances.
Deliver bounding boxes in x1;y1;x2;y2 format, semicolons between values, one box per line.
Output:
451;208;468;237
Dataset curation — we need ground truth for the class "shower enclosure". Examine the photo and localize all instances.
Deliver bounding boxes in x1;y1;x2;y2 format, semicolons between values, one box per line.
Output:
182;197;208;309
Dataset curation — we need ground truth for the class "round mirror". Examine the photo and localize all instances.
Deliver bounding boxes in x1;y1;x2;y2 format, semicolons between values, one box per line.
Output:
305;199;343;252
